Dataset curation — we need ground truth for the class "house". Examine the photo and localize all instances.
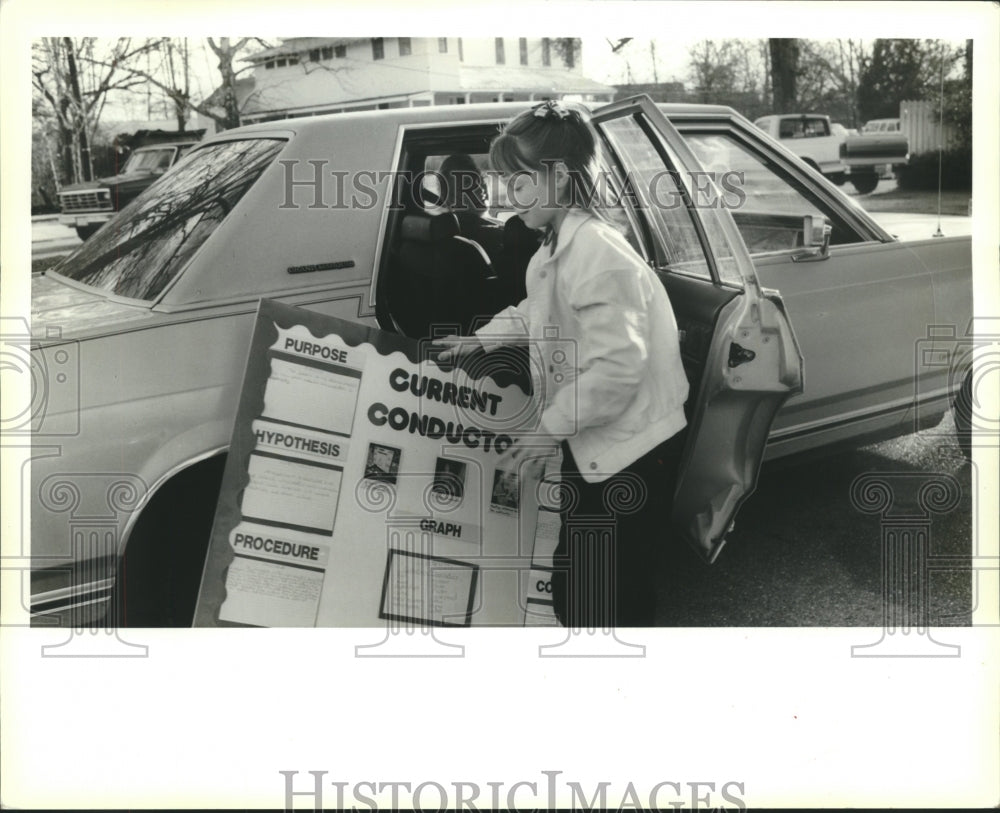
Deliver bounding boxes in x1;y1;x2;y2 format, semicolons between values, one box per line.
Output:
231;37;616;124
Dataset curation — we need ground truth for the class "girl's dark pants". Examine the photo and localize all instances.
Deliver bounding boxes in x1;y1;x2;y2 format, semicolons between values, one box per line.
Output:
551;430;685;628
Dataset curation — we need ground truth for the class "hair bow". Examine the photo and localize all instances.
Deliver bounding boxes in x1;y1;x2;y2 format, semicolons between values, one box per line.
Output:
533;99;571;120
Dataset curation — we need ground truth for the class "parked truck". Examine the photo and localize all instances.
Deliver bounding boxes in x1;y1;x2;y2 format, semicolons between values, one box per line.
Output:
58;132;202;240
753;113;909;194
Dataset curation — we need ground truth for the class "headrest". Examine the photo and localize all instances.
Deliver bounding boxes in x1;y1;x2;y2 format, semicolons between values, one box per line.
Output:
400;212;460;243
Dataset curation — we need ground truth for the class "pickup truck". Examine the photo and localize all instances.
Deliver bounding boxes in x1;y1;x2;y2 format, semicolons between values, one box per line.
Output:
754;113;908;194
57;141;199;240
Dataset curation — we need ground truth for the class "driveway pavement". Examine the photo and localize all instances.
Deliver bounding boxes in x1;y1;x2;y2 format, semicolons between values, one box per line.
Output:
31;215;81;259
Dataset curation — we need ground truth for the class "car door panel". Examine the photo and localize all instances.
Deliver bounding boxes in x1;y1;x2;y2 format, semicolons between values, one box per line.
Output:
754;241;934;434
667;286;804;560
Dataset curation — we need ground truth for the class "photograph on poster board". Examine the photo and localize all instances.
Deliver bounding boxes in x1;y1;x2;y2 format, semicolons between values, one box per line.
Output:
432;456;467;501
378;549;479;627
490;468;520;515
364;442;401;484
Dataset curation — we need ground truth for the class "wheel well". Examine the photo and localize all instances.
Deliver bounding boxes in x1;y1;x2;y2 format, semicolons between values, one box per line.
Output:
116;453;228;627
801;157;820;172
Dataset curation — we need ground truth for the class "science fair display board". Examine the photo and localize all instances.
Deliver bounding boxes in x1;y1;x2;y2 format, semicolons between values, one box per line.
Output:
194;299;560;627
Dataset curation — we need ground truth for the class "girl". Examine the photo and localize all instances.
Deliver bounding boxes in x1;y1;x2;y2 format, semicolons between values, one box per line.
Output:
437;100;689;628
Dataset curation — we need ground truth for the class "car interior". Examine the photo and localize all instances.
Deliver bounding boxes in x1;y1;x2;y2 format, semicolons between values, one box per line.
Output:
376;121;750;419
380;132;541;340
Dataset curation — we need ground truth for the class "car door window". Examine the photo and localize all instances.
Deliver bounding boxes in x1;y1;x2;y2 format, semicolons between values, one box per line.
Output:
598;115;741;285
683;132;866;254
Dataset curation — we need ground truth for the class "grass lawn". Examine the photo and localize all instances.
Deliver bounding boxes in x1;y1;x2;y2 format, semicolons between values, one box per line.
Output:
858;186;972;216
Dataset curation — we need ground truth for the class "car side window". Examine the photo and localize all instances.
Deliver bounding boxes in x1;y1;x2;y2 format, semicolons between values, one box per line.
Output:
597;114;740;284
683;132;866;254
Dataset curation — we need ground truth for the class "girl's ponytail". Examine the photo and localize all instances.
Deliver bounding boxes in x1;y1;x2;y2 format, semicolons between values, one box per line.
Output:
490;100;624;231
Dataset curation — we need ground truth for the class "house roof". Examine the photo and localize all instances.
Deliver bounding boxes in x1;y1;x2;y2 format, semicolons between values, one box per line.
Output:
229;59;615;117
244;38;357;62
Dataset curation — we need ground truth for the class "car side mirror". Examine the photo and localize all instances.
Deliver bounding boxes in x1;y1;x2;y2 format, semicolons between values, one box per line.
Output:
794;215;832;262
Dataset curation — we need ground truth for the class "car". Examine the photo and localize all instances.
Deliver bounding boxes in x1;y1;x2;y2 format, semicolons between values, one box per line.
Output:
753;113;909;193
57;140;200;241
862;118;902;134
25;96;972;627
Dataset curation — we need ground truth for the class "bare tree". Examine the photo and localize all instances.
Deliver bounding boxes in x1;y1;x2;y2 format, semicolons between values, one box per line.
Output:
162;38;192;131
686;39;768;117
32;37;160;183
206;37;250;130
688;40;738;103
84;37;273;132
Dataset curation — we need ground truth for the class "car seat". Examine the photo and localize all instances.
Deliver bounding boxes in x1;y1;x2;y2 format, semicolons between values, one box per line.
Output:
391;211;496;338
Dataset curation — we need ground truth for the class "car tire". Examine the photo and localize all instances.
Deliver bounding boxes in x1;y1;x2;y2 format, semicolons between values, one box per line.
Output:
75;224;101;241
850;172;879;194
953;370;973;461
114;455;226;627
828;172;847;186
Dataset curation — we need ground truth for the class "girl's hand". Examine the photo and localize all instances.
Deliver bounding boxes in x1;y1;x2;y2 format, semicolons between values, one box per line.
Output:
434;334;483;365
497;434;560;477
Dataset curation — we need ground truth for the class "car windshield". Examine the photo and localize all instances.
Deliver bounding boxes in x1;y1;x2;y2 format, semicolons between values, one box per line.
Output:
121;148;176;173
53;138;284;301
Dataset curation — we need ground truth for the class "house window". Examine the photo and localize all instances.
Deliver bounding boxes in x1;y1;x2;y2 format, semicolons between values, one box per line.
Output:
264;59;275;70
438;37;448;53
542;38;550;66
564;41;574;68
275;58;287;68
458;38;463;62
372;38;384;60
334;45;345;58
398;37;411;56
309;48;321;62
519;38;528;66
287;55;299;66
495;38;505;65
322;45;335;60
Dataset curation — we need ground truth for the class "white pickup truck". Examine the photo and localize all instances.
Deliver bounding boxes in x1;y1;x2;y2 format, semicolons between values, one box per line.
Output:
754;113;909;194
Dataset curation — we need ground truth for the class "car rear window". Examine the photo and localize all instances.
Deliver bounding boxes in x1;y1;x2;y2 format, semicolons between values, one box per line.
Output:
53;138;284;301
122;147;176;173
778;117;830;138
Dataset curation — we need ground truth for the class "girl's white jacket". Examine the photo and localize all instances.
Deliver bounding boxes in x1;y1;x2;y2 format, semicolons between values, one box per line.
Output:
476;210;689;482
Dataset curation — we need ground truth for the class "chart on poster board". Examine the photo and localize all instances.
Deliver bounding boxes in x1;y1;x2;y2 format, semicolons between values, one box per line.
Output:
194;299;560;627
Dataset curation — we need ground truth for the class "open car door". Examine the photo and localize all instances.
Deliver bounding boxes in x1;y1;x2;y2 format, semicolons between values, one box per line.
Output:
590;95;804;563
